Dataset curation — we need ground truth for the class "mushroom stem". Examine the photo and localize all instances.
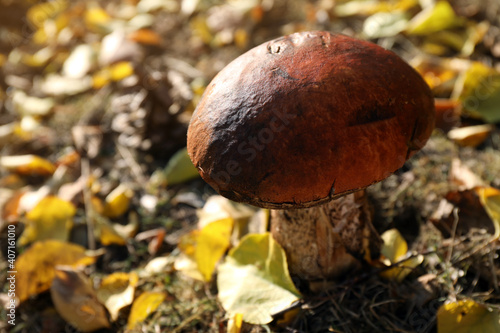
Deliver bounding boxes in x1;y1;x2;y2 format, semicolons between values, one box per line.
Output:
270;190;382;281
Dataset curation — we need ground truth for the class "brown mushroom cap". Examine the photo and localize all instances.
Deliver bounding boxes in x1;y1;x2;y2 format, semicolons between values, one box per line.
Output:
187;31;435;209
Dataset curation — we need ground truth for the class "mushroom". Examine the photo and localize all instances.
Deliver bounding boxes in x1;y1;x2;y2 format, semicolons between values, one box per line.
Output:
187;31;435;282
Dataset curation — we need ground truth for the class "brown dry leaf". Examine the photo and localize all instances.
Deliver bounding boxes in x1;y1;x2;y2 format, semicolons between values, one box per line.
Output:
448;124;494;147
19;196;76;246
434;98;461;132
50;266;110;332
127;291;166;330
128;29;163;46
430;189;496;237
1;190;24;228
16;240;96;302
0;155;56;177
96;272;139;321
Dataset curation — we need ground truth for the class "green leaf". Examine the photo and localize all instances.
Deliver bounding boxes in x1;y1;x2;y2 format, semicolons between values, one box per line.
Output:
217;233;301;324
164;147;200;185
437;299;500;333
406;1;464;35
458;62;500;123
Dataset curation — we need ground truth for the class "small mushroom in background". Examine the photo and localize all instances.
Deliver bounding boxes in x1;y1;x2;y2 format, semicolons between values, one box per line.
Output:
187;31;435;286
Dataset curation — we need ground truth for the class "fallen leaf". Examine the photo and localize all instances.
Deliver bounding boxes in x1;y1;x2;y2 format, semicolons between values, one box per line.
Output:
17;240;96;302
128;29;162;46
477;187;500;239
41;73;93;96
447;124;494;147
84;4;111;32
334;0;417;17
406;1;464;35
449;158;485;190
109;61;135;81
62;44;95;79
12;90;55;117
362;11;409;39
103;184;133;218
0;155;56;177
195;218;234;281
96;272;139;321
227;313;243;333
51;266;110;332
434;99;461;132
437;299;500;333
379;229;423;282
1;190;24;228
127;291;166;330
27;1;68;28
217;233;301;324
95;217;127;246
143;256;175;277
163;147;200;186
19;196;76;246
456;62;500;123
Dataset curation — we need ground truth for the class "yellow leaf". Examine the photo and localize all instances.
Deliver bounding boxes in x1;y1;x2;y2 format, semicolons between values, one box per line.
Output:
51;267;110;332
437;299;500;333
0;155;56;176
380;228;407;263
96;218;127;246
177;230;199;256
127;292;166;330
27;1;68;28
92;69;111;89
20;196;76;246
195;218;234;281
97;272;139;321
217;233;300;324
103;184;133;218
227;313;243;333
84;4;111;31
16;240;97;302
477;187;500;239
406;1;464;35
109;61;134;81
379;229;422;282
